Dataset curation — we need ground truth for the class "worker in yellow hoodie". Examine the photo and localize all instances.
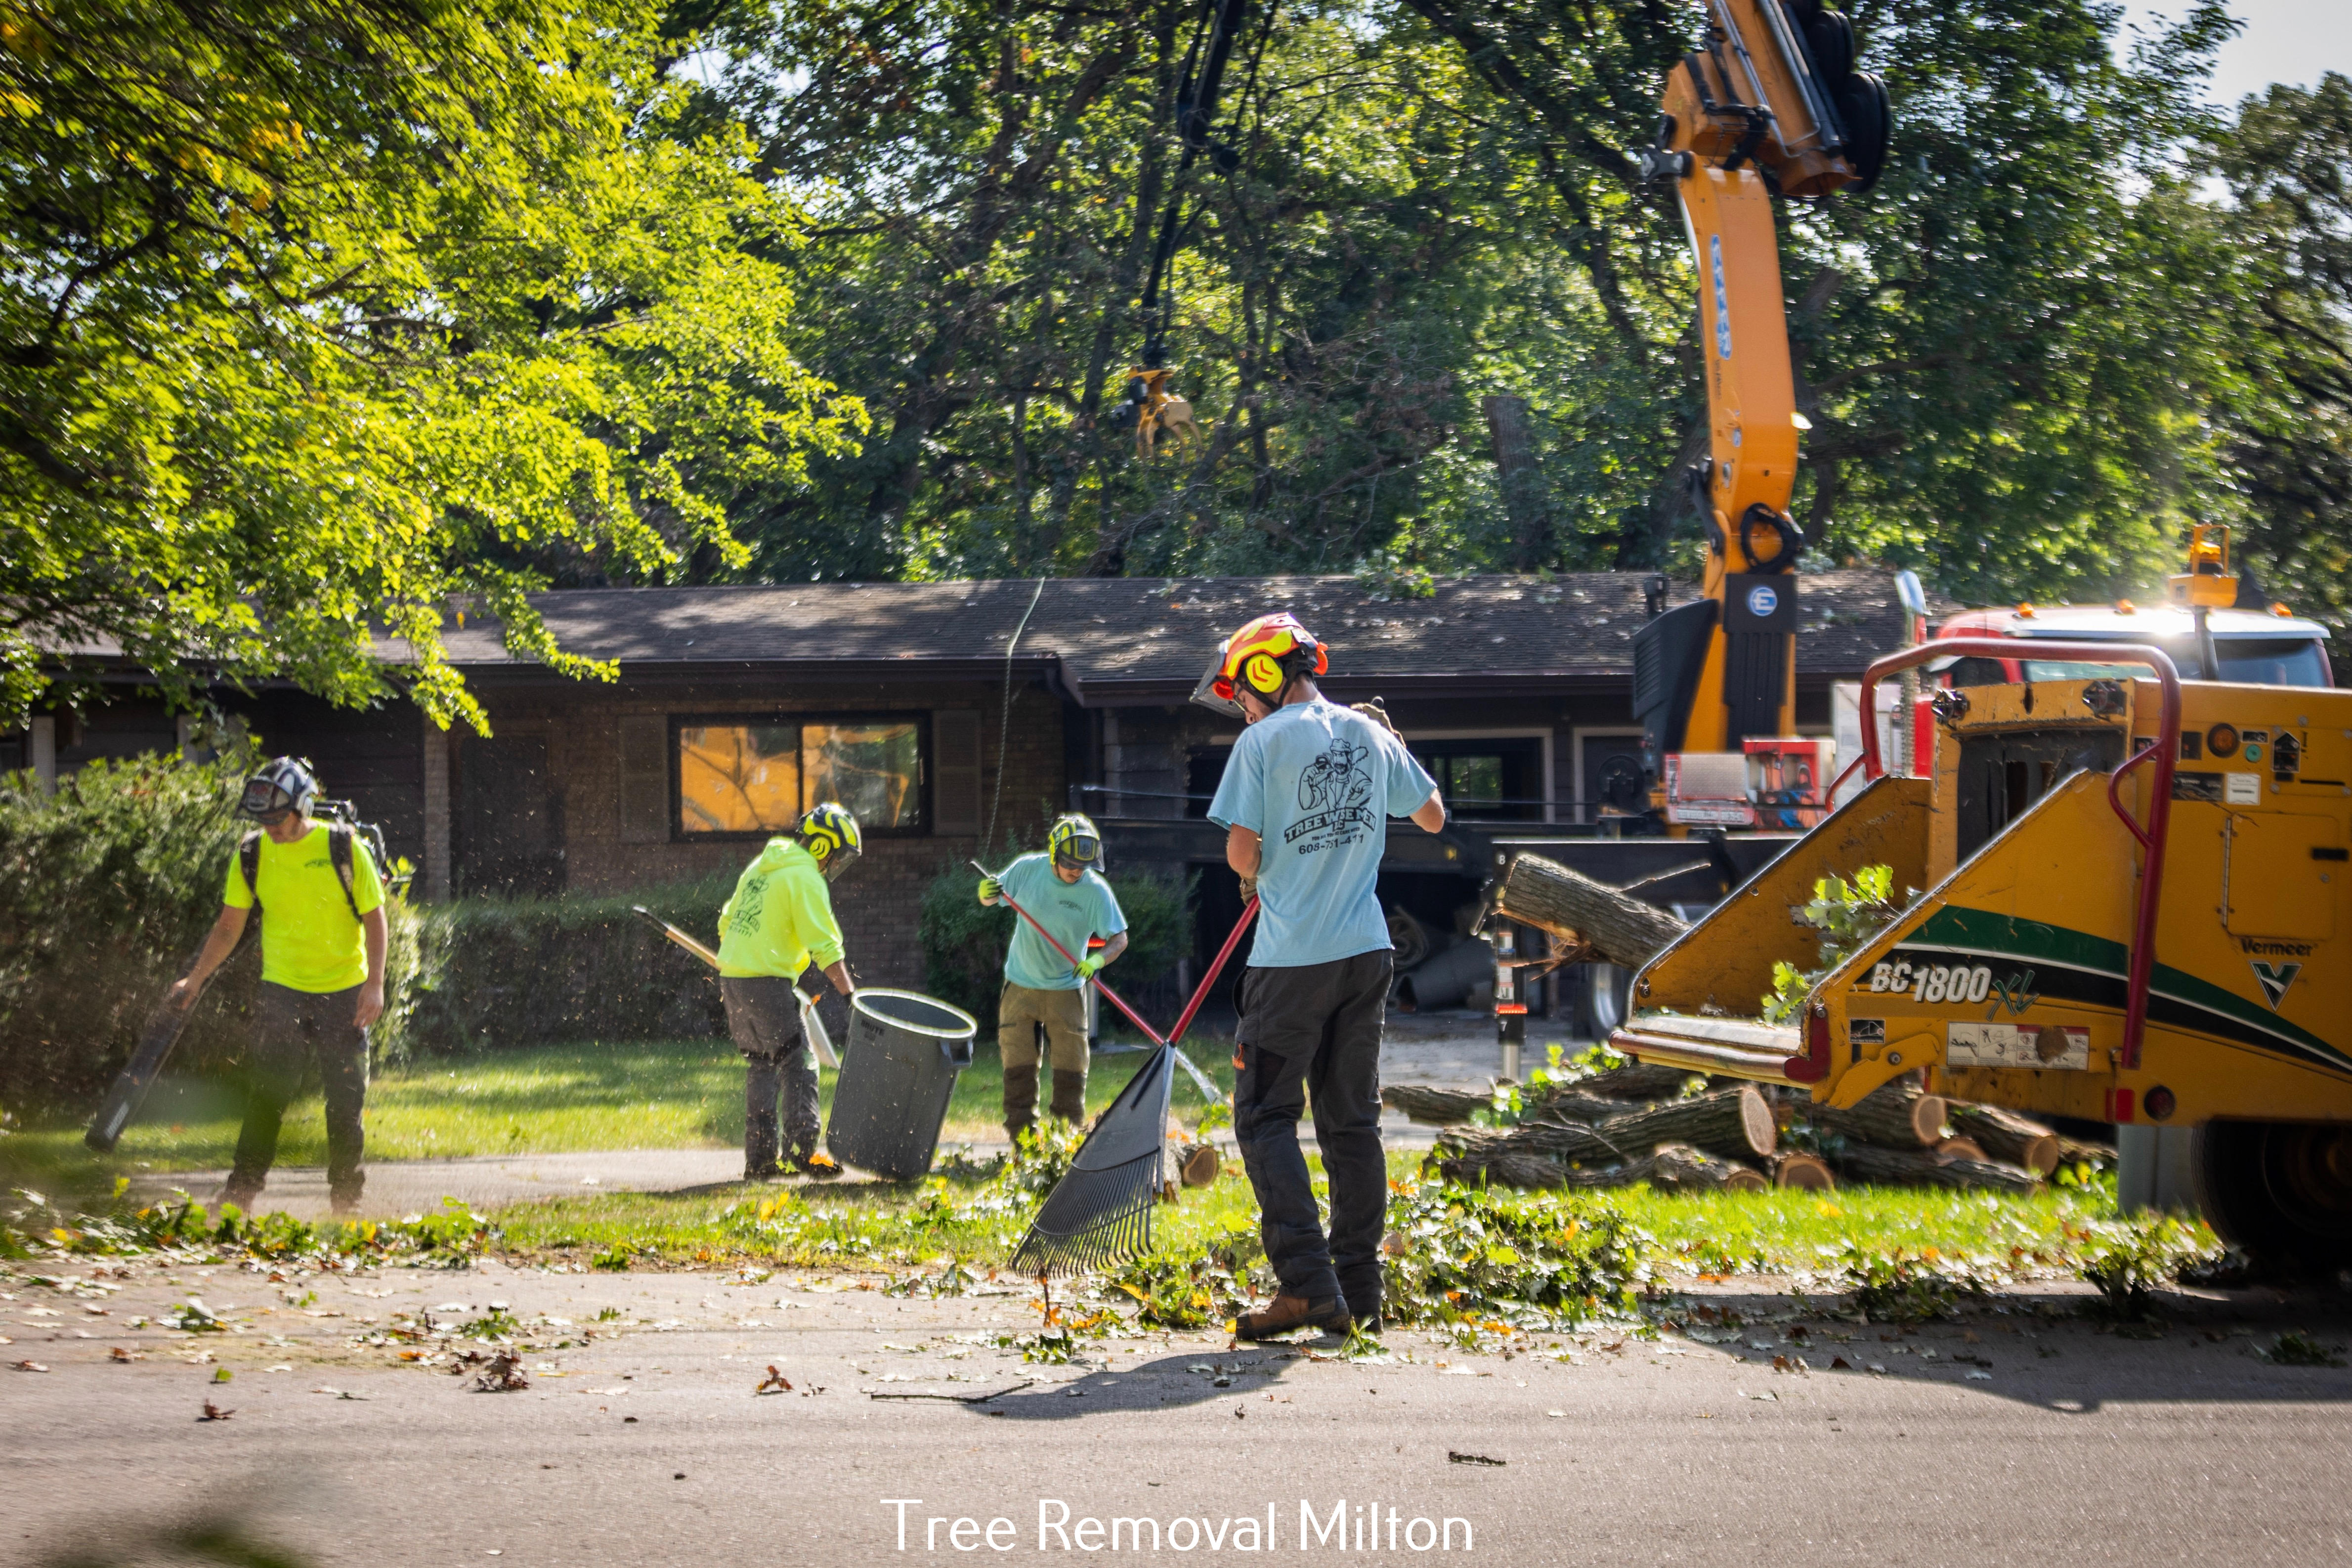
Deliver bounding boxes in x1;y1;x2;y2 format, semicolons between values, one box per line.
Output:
717;802;860;1179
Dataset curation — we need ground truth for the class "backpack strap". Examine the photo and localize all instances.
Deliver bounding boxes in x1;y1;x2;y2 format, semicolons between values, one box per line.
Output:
328;824;360;920
238;832;262;908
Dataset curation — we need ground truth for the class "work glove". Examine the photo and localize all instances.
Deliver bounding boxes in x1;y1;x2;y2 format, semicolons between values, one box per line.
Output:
976;875;1002;905
1074;956;1103;980
1351;697;1401;739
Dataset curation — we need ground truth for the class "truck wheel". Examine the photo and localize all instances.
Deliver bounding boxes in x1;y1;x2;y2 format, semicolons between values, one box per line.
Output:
2192;1120;2352;1273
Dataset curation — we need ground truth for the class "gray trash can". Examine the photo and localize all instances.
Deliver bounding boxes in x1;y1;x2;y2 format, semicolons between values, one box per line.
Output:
824;988;978;1180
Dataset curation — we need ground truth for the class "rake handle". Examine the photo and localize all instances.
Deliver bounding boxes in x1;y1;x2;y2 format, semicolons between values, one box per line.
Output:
974;861;1167;1047
1168;896;1257;1046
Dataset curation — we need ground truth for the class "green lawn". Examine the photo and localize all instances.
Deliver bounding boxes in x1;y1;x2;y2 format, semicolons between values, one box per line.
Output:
469;1152;2125;1275
0;1033;1238;1195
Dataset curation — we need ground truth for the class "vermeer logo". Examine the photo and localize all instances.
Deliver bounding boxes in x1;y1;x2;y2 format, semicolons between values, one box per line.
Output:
2239;937;2314;958
2251;961;2302;1010
1283;738;1376;851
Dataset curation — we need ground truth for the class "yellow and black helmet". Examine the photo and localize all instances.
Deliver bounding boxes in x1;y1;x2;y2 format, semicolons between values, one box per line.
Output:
1047;812;1103;872
796;801;862;880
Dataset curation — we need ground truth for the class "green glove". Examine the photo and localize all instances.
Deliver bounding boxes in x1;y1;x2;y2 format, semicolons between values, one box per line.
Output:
977;875;1002;905
1074;956;1103;980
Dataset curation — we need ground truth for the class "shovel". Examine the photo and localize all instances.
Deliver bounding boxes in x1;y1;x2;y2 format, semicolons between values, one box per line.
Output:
976;860;1258;1274
630;905;839;1069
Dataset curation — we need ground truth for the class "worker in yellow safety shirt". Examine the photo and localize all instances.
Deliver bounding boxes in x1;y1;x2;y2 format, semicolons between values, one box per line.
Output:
978;813;1127;1136
169;758;388;1216
718;802;860;1179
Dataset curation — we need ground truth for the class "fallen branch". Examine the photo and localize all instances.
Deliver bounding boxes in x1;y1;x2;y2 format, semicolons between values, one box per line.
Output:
866;1380;1037;1403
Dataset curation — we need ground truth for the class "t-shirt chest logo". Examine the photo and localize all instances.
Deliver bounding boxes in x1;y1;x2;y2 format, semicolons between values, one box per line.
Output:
1285;736;1376;849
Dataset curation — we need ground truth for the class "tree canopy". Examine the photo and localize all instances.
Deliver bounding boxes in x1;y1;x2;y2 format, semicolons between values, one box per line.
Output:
6;0;2347;725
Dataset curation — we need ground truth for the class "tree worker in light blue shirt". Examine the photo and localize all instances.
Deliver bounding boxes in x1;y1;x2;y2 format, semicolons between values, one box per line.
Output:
1201;613;1445;1342
978;813;1127;1137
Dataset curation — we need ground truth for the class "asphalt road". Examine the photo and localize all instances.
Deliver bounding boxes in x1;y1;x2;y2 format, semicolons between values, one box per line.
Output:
8;1260;2351;1567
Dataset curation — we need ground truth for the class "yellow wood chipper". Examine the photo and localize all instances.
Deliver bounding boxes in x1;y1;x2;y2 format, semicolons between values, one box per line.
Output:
1613;622;2352;1268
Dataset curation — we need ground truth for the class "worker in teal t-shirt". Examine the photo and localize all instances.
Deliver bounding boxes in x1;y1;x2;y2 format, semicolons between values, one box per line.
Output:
977;814;1127;1136
169;757;389;1216
1201;613;1445;1342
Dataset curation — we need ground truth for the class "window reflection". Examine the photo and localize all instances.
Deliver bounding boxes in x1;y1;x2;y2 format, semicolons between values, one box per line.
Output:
804;723;921;829
678;720;922;835
679;724;800;834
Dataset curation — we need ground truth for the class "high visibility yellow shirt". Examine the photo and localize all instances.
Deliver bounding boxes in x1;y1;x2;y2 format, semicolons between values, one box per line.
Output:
716;838;845;979
221;824;385;993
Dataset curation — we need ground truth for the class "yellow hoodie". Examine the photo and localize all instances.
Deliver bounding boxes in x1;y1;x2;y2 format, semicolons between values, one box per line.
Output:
715;838;845;979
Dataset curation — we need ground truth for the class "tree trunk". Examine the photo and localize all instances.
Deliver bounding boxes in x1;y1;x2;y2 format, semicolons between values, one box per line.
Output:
1833;1143;2042;1192
1810;1079;1947;1149
1934;1137;1989;1164
1947;1103;2061;1176
1769;1152;1837;1190
1483;394;1549;569
1495;853;1689;970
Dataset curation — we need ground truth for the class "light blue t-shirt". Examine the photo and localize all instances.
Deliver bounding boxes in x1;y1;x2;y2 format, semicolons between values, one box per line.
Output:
999;852;1127;991
1207;699;1440;968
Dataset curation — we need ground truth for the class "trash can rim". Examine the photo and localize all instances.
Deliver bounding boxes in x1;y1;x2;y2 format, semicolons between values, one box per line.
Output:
849;986;979;1040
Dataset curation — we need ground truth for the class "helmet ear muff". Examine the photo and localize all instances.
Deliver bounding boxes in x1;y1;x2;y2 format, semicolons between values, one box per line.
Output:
1242;651;1285;698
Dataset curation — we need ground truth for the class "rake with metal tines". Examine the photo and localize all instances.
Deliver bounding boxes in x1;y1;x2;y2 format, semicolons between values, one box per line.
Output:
975;860;1257;1276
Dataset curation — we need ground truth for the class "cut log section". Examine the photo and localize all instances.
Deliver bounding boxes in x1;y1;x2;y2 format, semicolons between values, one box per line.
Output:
1833;1142;2042;1192
1933;1137;1989;1164
1438;1084;1776;1182
1582;1084;1777;1164
1386;1084;1494;1125
1768;1152;1837;1191
1579;1062;1701;1101
1811;1079;1947;1149
1441;1142;1767;1193
1494;853;1690;971
1947;1103;2061;1176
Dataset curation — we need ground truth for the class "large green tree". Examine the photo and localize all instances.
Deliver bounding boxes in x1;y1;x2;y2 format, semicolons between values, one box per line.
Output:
0;0;863;731
2203;74;2352;636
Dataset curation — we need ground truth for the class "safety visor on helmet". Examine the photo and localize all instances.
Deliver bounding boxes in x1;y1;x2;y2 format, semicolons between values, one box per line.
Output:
815;842;860;882
1052;831;1102;870
1189;653;1245;719
239;762;310;821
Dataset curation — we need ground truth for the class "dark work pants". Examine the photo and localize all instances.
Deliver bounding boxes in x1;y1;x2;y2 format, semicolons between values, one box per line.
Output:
723;976;817;1175
1231;951;1392;1315
229;982;370;1207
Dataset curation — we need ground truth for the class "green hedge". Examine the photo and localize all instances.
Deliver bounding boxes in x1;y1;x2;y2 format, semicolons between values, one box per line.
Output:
920;860;1196;1031
402;880;731;1054
0;750;427;1117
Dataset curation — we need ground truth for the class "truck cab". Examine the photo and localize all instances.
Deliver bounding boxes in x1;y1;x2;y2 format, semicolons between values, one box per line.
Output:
1933;603;2333;690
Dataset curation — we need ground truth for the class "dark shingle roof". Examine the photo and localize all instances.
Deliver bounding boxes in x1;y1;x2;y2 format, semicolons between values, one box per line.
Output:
435;571;1940;703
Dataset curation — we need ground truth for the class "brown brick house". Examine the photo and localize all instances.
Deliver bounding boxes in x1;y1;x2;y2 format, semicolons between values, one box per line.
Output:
16;571;1923;993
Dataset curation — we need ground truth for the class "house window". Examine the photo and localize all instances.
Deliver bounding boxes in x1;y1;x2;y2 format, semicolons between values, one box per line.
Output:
1410;738;1545;821
676;717;925;836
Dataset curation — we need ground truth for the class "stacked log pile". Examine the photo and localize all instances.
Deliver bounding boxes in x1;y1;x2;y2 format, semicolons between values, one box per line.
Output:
1421;1070;2102;1195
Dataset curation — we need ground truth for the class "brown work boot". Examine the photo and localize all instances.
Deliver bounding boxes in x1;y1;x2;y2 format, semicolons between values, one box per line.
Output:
1235;1294;1352;1341
1002;1063;1039;1138
1049;1068;1088;1124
